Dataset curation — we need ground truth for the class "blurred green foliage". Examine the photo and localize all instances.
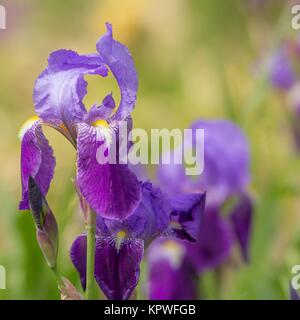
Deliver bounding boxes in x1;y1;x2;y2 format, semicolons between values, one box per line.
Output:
0;0;299;299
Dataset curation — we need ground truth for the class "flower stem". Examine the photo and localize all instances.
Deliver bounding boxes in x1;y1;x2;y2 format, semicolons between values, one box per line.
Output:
51;266;63;288
85;210;96;300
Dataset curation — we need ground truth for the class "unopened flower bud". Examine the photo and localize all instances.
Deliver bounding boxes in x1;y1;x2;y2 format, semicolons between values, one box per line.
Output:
28;176;58;268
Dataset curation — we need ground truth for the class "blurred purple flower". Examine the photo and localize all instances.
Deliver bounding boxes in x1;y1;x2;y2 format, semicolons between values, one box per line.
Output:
269;48;296;90
158;120;250;206
19;23;141;220
148;238;198;300
71;181;205;300
157;119;253;269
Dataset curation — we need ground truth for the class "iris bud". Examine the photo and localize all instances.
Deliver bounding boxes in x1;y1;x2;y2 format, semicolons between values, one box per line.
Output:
28;176;58;269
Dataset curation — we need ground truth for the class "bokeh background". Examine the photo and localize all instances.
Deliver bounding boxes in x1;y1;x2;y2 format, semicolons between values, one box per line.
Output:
0;0;300;299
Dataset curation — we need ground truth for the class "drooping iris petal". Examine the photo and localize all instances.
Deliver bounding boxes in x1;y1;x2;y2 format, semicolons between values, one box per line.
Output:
96;23;138;121
70;234;87;291
230;194;253;262
94;236;144;300
19;118;55;210
269;48;295;90
34;49;108;139
186;208;233;272
148;238;198;300
103;182;170;244
169;193;206;242
76;123;141;220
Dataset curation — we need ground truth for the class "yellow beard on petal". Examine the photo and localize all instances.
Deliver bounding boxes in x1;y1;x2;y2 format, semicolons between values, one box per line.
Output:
115;230;127;252
18;116;40;139
92;119;113;147
92;119;109;129
169;220;182;230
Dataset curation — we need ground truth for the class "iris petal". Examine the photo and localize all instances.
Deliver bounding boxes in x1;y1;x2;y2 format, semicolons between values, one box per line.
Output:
96;23;138;121
230;194;253;262
186;208;233;272
102;182;170;244
94;236;143;300
169;192;206;242
148;238;197;300
34;49;108;140
19;119;55;210
76;122;141;220
70;234;87;291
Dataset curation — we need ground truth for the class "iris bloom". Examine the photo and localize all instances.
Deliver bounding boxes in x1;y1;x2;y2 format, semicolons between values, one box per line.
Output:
70;181;205;300
157;120;253;272
19;23;141;220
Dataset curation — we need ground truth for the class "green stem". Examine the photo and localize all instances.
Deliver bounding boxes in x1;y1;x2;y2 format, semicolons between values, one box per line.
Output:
85;210;96;300
51;266;63;288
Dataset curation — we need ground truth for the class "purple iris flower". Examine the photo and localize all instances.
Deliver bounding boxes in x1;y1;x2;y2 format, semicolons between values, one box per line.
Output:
70;181;206;300
148;238;198;300
157;120;253;270
19;23;141;220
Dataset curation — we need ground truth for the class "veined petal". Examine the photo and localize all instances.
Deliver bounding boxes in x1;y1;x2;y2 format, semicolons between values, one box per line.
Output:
70;234;87;291
94;236;144;300
169;193;206;242
34;49;108;139
19;118;55;210
102;181;170;244
96;23;138;120
76;123;141;220
230;194;253;262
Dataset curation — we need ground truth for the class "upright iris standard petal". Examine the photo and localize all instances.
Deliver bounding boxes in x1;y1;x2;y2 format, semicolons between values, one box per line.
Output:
96;23;138;120
169;193;206;242
186;208;232;272
94;236;144;300
34;49;108;139
191;120;250;205
70;234;87;290
230;194;253;262
19;118;55;210
76;123;141;220
102;182;170;244
148;238;198;300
